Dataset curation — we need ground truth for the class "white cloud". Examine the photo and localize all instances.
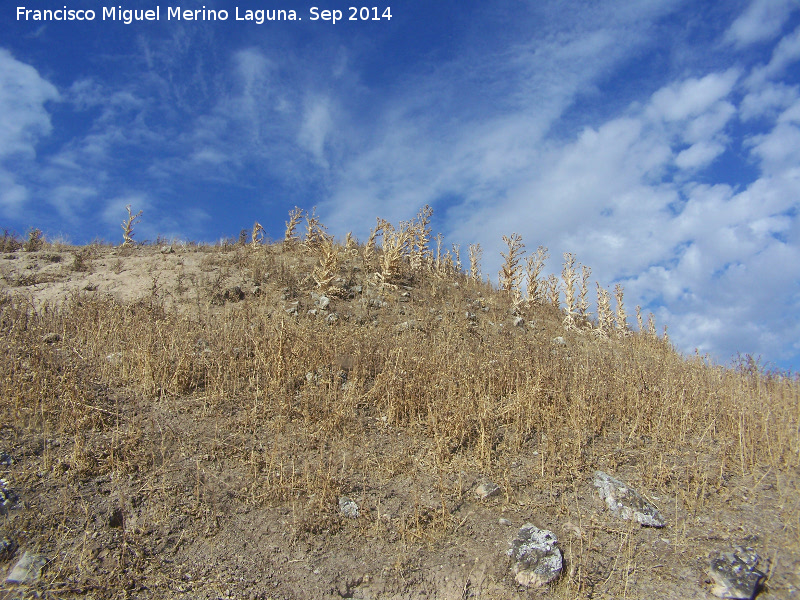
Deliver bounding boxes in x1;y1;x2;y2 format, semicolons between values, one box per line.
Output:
724;0;798;47
0;49;59;219
647;71;739;122
675;141;726;169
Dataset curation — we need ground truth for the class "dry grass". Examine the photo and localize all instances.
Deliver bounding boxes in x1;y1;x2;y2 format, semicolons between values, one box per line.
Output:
0;215;798;599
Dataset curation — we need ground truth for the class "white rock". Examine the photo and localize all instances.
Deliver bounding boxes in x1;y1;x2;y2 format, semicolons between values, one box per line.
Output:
507;524;562;587
593;471;665;527
475;482;501;500
6;551;48;584
339;496;359;519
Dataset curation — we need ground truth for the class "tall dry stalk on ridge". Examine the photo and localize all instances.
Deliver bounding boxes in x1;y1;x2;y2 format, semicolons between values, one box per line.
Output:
646;312;657;337
312;236;340;291
596;283;613;335
251;222;266;249
434;233;444;275
284;207;304;244
546;274;560;309
452;244;462;274
525;245;548;304
561;252;578;329
121;205;143;247
303;207;329;252
377;221;409;287
635;305;644;333
499;233;525;307
614;283;628;333
363;220;383;271
410;205;433;271
577;265;592;321
468;243;482;282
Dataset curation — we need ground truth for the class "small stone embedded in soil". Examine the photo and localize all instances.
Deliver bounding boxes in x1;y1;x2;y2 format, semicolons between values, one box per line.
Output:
0;478;18;515
0;451;12;466
498;518;513;527
476;482;501;500
5;551;48;584
593;471;665;527
42;332;61;344
0;535;18;560
507;524;563;587
708;547;766;599
339;497;359;519
552;336;566;346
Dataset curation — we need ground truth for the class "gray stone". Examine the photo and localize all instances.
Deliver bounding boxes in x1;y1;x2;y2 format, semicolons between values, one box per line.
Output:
593;471;665;527
552;336;566;346
42;333;61;344
326;313;339;325
513;317;525;327
507;524;563;587
0;478;17;515
498;518;513;527
708;547;766;599
160;245;174;254
0;452;12;466
5;551;48;584
475;482;501;500
339;497;359;519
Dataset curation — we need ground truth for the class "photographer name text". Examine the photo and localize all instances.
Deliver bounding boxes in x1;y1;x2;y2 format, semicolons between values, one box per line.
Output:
16;6;392;25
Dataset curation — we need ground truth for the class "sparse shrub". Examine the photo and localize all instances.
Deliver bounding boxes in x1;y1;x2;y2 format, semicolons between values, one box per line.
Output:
24;228;44;252
0;230;22;252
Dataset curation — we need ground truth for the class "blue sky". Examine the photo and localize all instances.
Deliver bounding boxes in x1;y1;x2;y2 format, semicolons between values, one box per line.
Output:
2;0;800;371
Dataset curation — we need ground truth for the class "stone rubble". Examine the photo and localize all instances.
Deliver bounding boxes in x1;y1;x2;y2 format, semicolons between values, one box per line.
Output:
593;470;665;527
0;478;17;515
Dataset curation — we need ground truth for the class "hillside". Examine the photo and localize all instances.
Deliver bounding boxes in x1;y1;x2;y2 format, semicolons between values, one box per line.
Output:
0;212;798;599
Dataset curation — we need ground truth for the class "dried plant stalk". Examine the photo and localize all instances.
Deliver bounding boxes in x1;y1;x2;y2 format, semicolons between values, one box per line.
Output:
596;283;613;335
410;205;433;271
577;265;592;320
562;252;578;328
468;243;482;281
312;237;340;290
525;246;548;304
614;283;627;333
499;234;525;307
546;274;560;309
121;205;143;247
284;207;304;244
251;222;266;249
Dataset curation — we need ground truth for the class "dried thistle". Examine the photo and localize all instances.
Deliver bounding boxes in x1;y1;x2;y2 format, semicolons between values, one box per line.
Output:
499;233;525;306
251;222;266;249
284;207;304;244
468;243;483;281
596;283;613;335
525;246;548;304
312;236;340;290
577;265;592;320
410;205;433;271
646;312;657;337
546;274;561;309
121;205;143;247
303;207;329;252
614;283;628;333
562;253;578;327
635;305;644;333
